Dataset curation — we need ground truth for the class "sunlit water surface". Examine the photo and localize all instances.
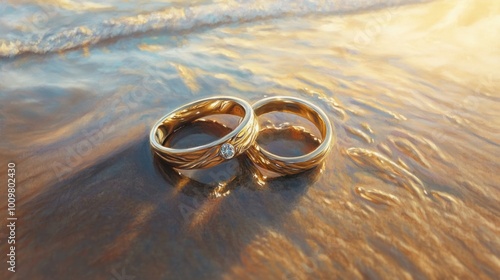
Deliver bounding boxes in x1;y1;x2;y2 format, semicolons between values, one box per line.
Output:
0;0;499;279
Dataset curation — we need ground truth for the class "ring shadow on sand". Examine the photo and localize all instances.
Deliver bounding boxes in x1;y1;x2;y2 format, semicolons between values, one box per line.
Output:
13;119;324;280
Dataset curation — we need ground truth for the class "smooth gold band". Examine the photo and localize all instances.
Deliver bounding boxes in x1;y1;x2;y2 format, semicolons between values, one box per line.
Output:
246;96;333;175
150;96;259;169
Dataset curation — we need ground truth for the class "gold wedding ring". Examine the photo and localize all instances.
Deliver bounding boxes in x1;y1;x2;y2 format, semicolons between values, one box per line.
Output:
246;96;333;175
150;96;259;169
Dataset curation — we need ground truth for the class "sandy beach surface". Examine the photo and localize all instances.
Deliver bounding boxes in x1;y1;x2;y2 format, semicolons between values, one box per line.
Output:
0;0;499;279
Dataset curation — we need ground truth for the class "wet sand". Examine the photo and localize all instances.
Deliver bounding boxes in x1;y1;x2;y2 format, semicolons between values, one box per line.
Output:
0;0;499;279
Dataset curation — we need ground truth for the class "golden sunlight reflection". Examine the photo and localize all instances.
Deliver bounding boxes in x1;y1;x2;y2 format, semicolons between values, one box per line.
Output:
1;0;499;279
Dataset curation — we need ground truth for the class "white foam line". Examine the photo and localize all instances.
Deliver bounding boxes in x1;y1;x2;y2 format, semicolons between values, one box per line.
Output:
0;0;422;58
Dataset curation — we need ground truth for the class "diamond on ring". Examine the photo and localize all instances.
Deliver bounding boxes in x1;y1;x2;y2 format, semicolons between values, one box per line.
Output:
220;143;236;159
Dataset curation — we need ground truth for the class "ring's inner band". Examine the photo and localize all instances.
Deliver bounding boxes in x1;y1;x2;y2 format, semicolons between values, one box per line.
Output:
254;101;327;139
166;119;234;148
155;100;246;146
258;126;322;157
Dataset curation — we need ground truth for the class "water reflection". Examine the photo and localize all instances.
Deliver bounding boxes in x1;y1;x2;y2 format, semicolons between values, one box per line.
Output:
155;152;324;198
1;0;499;279
153;116;325;196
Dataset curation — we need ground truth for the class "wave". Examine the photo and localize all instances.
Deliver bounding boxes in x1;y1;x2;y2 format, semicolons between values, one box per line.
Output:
0;0;423;58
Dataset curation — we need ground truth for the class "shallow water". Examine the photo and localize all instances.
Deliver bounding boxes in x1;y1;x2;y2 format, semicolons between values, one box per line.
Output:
0;0;499;279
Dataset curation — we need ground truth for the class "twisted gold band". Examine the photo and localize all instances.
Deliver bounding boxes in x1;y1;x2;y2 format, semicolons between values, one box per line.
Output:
246;96;333;175
150;96;259;169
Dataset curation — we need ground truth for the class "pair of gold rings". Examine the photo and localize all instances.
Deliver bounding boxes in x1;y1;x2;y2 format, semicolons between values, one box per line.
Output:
149;96;333;176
